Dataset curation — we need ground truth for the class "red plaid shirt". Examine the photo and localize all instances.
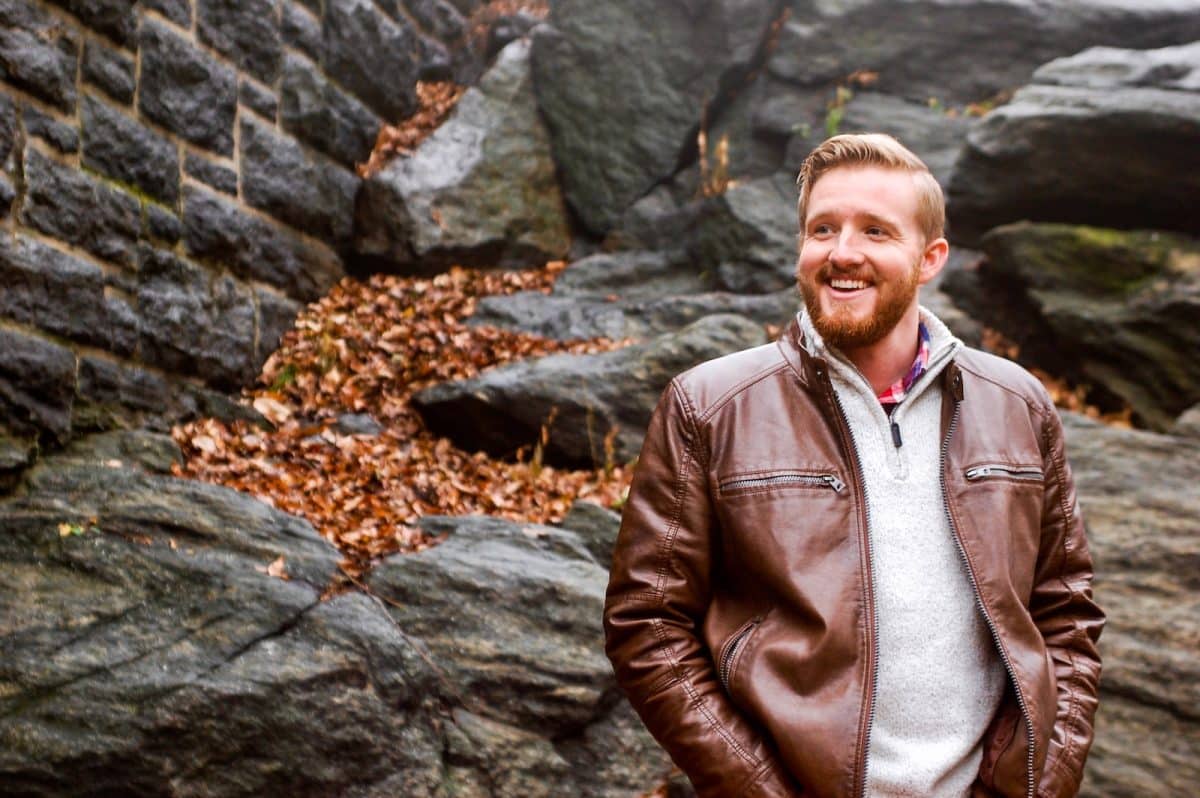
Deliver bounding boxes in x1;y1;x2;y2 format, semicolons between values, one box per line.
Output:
878;322;930;412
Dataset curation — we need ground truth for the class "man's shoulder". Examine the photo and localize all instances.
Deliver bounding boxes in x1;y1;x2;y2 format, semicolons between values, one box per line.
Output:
671;340;791;417
954;346;1054;415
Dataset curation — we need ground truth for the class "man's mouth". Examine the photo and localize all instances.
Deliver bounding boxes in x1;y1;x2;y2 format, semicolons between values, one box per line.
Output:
827;278;871;293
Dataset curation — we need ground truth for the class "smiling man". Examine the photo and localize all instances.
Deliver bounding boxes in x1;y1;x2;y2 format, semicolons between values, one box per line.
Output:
604;134;1104;798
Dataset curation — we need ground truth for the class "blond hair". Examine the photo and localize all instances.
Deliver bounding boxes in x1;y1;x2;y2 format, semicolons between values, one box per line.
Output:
796;133;945;242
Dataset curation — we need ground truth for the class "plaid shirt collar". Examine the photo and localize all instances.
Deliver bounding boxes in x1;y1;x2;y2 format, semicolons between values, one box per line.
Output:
878;322;931;409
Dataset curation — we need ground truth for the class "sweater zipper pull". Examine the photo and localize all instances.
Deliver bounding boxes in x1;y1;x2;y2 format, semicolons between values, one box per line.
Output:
890;420;903;448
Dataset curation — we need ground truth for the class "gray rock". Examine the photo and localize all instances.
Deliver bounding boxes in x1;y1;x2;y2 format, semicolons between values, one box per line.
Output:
0;327;75;443
20;147;141;268
22;104;79;154
82;38;135;104
139;18;237;155
531;0;784;235
947;44;1200;245
1060;414;1200;796
942;223;1200;432
333;412;383;436
0;233;139;356
240;115;358;246
0;0;80;112
253;285;302;366
1034;40;1200;92
46;0;135;46
136;246;258;389
183;184;344;302
784;91;970;188
1174;404;1200;439
323;0;421;120
82;95;180;204
0;91;15;166
144;203;183;244
142;0;190;26
402;0;466;41
558;500;622;567
239;78;278;119
768;0;1200;106
197;0;283;83
689;172;800;293
184;151;238;196
413;314;768;466
553;251;711;300
281;1;323;62
355;39;570;272
73;356;179;435
280;51;381;169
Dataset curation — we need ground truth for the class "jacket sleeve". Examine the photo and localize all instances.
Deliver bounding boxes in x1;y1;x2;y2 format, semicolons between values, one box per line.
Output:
603;380;801;798
1031;405;1105;797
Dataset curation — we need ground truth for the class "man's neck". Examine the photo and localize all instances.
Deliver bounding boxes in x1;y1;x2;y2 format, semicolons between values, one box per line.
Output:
840;308;922;395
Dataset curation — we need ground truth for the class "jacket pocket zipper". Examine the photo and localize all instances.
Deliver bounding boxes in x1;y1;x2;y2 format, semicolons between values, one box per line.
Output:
719;472;846;494
964;464;1043;482
718;616;763;692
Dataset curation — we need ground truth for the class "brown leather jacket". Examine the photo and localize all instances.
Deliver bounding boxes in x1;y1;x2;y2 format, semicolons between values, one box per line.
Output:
603;318;1104;798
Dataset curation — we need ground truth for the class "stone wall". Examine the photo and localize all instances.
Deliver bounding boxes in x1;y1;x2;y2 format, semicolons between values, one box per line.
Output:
0;0;477;459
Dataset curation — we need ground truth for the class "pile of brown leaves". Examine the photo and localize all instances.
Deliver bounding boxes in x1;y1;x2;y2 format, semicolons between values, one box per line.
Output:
357;81;468;179
173;262;633;567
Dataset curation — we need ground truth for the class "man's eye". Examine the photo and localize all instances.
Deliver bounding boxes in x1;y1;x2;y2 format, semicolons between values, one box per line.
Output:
866;227;887;237
811;224;833;236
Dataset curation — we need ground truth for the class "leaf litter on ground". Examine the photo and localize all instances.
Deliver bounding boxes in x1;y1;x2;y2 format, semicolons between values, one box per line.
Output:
173;261;634;571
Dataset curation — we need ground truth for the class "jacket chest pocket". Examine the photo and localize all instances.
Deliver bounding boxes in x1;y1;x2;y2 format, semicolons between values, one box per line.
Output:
965;463;1043;484
958;461;1046;603
718;469;846;497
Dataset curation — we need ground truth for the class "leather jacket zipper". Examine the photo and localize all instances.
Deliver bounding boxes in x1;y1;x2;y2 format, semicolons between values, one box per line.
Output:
815;368;878;798
965;464;1043;482
719;472;846;494
718;615;763;691
943;403;1037;798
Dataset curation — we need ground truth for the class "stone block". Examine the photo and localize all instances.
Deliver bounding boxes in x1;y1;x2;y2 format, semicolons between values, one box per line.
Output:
142;0;190;26
0;91;15;166
23;104;79;154
0;174;13;217
0;326;76;443
254;285;302;364
0;233;139;355
0;0;80;112
136;245;257;388
82;95;180;204
403;0;466;42
145;204;183;244
279;52;380;168
281;2;322;62
82;38;135;104
46;0;136;47
139;19;237;155
240;115;357;245
75;354;175;432
239;79;278;120
21;146;140;268
182;184;343;301
197;0;283;84
185;152;237;196
323;0;419;120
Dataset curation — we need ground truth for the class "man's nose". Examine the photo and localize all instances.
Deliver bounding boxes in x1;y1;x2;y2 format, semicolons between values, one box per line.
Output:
829;232;865;267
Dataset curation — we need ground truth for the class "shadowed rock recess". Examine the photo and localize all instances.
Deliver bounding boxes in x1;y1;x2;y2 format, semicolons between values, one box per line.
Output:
2;0;1200;795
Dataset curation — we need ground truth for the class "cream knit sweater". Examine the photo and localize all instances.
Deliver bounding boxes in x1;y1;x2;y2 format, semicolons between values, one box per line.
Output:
800;309;1006;797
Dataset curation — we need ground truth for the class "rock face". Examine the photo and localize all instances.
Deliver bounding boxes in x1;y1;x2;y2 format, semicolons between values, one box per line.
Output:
1061;414;1200;797
414;314;768;467
532;0;785;235
355;39;571;273
942;223;1200;431
948;42;1200;245
0;433;674;797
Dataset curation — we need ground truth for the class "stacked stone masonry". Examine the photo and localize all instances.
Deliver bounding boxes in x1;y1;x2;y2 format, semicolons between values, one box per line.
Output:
0;0;477;449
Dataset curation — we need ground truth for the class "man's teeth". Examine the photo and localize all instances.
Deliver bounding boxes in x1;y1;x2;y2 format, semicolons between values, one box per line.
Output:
830;279;868;290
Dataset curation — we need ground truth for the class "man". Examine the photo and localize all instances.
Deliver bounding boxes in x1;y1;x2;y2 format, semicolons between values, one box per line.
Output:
603;134;1104;798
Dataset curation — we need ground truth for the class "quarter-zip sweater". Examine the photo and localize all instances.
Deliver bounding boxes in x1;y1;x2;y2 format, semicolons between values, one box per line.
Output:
801;309;1006;797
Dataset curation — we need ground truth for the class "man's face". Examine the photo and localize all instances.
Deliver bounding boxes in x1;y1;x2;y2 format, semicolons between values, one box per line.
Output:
796;165;943;352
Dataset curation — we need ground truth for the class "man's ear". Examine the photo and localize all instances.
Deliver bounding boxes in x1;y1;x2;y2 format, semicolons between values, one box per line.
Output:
917;237;950;286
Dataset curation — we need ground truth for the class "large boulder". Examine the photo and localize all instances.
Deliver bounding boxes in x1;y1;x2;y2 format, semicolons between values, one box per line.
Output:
947;42;1200;246
1063;414;1200;797
531;0;786;235
768;0;1200;107
941;222;1200;431
0;432;673;797
413;314;768;467
354;39;571;273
